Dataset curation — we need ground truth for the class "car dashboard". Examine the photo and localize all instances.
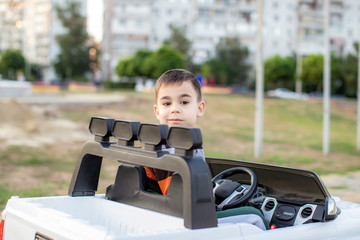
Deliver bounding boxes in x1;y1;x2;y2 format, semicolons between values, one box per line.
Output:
206;157;337;229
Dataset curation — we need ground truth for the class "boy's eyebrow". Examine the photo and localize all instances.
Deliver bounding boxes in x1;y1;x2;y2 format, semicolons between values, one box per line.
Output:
179;93;192;98
159;93;193;101
159;96;171;101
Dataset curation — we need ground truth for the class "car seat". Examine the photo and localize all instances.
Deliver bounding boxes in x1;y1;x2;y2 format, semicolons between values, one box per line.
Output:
217;206;270;230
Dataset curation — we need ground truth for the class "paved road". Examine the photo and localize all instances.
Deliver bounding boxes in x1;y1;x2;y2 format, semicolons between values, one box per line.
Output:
14;92;125;105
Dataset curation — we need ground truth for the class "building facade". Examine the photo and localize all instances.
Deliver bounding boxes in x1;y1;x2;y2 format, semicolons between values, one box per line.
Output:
0;0;87;82
0;0;25;62
102;0;360;82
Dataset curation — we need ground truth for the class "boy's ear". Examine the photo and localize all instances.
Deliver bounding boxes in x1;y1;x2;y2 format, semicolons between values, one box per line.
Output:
197;100;206;118
154;104;160;119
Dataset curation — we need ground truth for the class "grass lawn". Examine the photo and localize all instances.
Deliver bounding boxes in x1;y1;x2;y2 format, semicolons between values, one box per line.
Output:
0;90;358;210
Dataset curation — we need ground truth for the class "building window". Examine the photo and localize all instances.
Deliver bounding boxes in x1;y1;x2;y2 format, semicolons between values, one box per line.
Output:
120;18;127;26
198;8;209;18
215;10;224;17
287;29;292;36
136;19;142;27
273;1;278;8
153;8;159;16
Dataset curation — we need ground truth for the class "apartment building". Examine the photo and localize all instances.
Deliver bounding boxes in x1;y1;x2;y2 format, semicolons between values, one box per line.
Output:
102;0;259;80
2;0;359;83
0;0;87;82
102;0;360;81
0;0;25;52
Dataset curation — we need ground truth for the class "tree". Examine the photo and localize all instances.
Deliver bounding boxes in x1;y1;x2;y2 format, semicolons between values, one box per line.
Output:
0;49;25;80
301;54;323;92
115;57;135;78
301;53;341;93
131;49;153;77
54;1;90;82
201;59;227;85
116;49;153;78
338;42;359;98
143;46;185;79
163;25;192;69
115;46;184;80
204;38;249;85
27;63;43;82
264;55;296;90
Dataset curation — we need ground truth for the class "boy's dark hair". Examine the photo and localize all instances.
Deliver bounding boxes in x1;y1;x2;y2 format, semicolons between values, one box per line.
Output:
154;69;202;102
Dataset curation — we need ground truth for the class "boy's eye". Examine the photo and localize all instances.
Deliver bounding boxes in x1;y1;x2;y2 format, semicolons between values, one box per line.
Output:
180;100;189;105
162;102;171;106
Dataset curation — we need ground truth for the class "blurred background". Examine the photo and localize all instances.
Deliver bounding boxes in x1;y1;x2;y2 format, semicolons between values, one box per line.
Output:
0;0;359;210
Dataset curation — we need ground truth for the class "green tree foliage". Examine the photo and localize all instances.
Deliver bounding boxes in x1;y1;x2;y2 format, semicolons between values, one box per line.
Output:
116;57;135;78
203;38;249;85
116;49;153;78
163;25;192;69
0;49;25;80
201;59;227;85
264;55;296;90
116;46;184;80
131;49;153;77
301;54;341;93
54;1;90;82
27;63;43;82
147;46;184;79
338;43;359;97
301;54;323;92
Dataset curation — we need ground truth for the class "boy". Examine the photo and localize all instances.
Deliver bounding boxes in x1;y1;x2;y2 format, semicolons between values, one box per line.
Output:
145;69;206;195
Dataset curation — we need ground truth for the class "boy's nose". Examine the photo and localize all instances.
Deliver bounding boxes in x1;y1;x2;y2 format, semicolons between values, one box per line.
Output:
171;104;180;113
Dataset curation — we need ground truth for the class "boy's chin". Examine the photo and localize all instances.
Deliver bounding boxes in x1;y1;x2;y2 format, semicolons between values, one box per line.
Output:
168;122;196;128
167;121;185;127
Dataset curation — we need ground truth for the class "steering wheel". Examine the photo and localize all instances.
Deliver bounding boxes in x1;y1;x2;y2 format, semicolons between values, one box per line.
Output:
212;167;258;210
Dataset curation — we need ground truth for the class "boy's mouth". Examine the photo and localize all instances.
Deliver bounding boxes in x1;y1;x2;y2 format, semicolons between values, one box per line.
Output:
167;119;183;124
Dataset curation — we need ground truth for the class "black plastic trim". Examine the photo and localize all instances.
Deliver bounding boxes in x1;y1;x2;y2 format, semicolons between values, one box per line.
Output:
69;121;217;230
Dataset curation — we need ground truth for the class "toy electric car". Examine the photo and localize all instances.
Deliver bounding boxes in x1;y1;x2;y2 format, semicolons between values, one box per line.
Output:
1;117;359;240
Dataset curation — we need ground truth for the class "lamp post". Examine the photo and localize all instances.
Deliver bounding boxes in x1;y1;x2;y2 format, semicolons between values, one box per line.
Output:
254;0;264;159
323;0;331;155
357;42;360;151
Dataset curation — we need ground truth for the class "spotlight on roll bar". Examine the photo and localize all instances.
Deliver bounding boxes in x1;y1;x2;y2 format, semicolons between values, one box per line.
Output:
89;117;114;142
167;127;203;158
138;123;168;151
112;120;140;146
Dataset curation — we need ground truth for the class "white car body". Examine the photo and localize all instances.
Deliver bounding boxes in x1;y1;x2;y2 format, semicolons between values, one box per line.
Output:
1;117;359;240
2;195;360;240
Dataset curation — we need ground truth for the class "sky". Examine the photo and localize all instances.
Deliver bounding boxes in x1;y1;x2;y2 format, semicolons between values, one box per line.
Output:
87;0;103;42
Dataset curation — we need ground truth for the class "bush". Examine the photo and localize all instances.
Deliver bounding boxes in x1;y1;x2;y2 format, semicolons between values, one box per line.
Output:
103;80;136;90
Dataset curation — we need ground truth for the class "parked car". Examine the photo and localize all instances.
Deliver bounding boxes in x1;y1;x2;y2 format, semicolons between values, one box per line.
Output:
267;88;309;100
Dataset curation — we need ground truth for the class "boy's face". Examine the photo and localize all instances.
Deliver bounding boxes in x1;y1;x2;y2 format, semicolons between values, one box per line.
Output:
154;80;205;127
